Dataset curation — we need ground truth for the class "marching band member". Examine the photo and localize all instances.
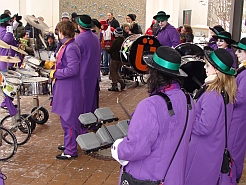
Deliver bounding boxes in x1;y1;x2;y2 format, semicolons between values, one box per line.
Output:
153;11;180;47
75;15;101;125
220;38;246;184
50;21;83;160
185;47;237;185
213;31;237;68
112;46;195;185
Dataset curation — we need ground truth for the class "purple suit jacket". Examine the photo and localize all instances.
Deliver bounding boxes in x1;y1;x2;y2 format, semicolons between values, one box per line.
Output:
156;24;180;47
75;30;101;113
51;38;83;123
118;87;195;185
0;26;18;70
185;90;233;185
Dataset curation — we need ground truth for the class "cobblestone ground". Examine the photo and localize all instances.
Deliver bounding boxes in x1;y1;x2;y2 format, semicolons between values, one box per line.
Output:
0;74;246;185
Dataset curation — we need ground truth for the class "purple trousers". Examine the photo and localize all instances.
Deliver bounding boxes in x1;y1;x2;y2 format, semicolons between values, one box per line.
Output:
60;116;80;156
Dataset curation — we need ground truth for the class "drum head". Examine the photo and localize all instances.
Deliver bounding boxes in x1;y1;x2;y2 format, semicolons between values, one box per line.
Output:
175;43;204;57
121;35;161;74
181;59;206;93
16;69;39;77
1;70;22;79
6;77;22;85
26;56;41;66
22;77;48;83
120;34;142;63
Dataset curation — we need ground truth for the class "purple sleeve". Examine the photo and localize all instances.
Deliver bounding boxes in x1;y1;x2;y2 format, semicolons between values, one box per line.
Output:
192;92;222;136
54;45;80;79
118;100;159;161
166;27;181;47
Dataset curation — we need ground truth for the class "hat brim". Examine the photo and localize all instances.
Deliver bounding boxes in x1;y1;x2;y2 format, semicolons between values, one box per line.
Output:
75;17;92;30
231;42;246;51
153;14;170;20
204;48;236;76
212;35;235;44
143;52;187;78
209;27;218;35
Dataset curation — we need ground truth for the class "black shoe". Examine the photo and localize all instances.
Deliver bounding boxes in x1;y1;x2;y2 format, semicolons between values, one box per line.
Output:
102;71;108;76
120;83;126;91
56;153;78;160
1;104;17;110
58;145;65;151
1;106;7;110
108;87;119;91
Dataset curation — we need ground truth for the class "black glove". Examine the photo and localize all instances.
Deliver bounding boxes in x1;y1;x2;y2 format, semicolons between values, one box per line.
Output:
15;13;22;23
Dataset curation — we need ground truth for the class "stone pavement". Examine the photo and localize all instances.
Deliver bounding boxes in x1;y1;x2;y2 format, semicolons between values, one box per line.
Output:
0;74;246;185
0;75;148;185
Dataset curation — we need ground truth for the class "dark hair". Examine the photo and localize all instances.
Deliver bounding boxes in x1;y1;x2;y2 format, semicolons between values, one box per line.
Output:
57;21;75;38
20;30;28;38
147;67;183;94
183;24;193;34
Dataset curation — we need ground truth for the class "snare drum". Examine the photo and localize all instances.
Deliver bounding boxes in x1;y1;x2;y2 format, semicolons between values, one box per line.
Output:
16;68;39;78
120;34;161;74
20;77;50;96
1;70;22;79
35;50;53;61
24;56;41;71
40;69;52;78
1;76;22;98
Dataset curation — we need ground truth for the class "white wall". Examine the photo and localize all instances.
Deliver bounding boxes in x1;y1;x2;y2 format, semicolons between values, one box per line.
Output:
145;0;207;32
0;0;59;33
2;0;208;34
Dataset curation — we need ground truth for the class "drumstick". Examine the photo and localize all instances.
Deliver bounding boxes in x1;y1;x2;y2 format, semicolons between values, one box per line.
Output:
117;97;131;119
39;34;47;49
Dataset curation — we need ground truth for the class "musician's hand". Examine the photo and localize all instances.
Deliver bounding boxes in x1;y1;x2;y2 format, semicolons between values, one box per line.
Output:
49;70;56;79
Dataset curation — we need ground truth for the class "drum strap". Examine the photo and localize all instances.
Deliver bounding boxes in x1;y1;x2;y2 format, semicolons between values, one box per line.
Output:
193;85;207;100
237;66;246;75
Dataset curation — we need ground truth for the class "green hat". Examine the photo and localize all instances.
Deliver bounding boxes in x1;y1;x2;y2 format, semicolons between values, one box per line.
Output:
204;46;236;76
0;14;11;24
232;37;246;51
143;46;187;77
75;14;92;30
153;11;170;21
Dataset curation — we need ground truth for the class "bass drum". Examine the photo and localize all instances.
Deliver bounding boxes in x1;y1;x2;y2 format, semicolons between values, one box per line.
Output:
175;43;206;93
120;34;161;74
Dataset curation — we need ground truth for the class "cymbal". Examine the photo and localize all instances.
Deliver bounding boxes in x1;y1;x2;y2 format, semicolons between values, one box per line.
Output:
10;45;28;55
0;56;21;63
24;15;49;32
0;40;10;49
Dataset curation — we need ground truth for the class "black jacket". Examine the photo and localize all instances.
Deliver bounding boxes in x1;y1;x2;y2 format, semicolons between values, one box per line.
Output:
107;18;120;29
106;36;124;61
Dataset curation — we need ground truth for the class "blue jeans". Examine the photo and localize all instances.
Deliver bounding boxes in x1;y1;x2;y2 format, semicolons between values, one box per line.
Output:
102;49;111;73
